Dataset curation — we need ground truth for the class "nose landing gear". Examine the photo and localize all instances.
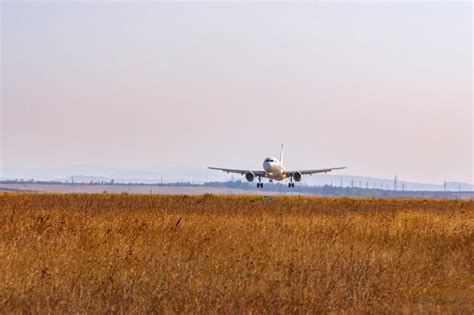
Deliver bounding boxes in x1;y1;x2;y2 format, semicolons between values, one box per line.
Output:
257;176;263;188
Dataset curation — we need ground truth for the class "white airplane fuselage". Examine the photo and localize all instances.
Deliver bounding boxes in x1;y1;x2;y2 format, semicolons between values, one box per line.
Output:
263;157;287;181
208;144;345;189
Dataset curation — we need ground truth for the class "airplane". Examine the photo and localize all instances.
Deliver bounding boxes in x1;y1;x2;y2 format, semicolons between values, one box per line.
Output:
208;145;346;188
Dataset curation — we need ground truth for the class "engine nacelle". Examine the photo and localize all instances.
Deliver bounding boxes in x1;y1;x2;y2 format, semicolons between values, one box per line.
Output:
293;172;303;182
245;172;255;182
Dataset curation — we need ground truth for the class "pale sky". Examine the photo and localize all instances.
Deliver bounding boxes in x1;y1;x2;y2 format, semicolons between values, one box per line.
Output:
1;1;472;184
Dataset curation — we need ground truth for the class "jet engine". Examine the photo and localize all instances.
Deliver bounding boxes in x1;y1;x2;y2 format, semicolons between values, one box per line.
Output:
245;172;255;182
293;172;303;182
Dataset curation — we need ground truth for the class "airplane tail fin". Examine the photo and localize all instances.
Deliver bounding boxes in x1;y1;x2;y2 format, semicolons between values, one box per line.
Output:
280;144;284;164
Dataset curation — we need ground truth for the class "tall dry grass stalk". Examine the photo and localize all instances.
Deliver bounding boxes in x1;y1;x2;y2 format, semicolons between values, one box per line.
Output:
0;193;472;313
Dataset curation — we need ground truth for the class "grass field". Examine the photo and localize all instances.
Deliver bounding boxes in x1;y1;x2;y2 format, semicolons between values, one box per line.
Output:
0;193;472;313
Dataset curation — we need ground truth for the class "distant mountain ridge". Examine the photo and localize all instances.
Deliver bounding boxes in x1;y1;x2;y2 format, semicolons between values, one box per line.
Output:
1;166;472;192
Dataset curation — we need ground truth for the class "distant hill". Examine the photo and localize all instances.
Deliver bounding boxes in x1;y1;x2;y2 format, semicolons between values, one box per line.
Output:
1;165;472;192
57;174;473;192
0;180;472;199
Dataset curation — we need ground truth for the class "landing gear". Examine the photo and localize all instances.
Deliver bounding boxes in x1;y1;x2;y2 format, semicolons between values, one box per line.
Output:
288;177;295;188
257;176;263;188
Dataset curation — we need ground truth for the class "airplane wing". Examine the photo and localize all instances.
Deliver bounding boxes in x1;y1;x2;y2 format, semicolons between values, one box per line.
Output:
208;167;267;177
285;167;346;176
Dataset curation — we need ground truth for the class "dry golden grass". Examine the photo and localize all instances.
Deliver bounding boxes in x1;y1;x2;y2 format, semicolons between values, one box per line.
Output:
0;193;472;313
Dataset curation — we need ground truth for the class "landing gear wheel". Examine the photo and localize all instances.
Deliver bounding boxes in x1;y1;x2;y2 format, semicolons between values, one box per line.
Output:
288;183;295;188
257;183;263;188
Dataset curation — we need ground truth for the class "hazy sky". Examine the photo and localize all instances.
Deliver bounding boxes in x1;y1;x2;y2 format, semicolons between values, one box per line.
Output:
1;2;472;184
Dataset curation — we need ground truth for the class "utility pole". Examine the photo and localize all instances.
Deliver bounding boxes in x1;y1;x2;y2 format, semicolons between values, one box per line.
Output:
351;178;354;188
444;181;447;192
393;174;398;191
340;178;343;187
